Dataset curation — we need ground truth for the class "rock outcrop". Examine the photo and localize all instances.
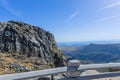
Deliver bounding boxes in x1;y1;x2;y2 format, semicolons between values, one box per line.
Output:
0;21;66;68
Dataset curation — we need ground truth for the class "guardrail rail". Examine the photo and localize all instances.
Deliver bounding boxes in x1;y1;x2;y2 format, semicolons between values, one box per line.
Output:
0;60;120;80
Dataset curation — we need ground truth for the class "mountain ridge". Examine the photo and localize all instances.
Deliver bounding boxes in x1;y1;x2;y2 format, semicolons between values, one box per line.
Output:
59;43;120;63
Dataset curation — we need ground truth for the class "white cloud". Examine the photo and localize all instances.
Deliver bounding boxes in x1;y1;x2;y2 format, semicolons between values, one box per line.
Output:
0;0;22;18
102;1;120;9
64;11;79;23
96;15;120;22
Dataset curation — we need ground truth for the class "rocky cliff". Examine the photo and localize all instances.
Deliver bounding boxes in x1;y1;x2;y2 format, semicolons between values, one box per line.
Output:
0;21;66;73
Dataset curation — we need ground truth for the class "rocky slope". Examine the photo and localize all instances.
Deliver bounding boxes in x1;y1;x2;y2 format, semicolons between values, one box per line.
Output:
0;21;66;74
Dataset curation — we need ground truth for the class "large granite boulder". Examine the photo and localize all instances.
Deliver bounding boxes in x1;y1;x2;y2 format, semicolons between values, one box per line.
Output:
0;21;66;67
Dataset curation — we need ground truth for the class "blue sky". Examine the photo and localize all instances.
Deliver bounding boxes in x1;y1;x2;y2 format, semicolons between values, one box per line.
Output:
0;0;120;42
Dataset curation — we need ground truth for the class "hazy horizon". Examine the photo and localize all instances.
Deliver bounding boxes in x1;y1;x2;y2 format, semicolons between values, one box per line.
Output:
57;40;120;46
0;0;120;42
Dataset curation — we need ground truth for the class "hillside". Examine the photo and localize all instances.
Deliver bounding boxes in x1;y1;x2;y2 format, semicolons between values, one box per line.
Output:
59;43;120;63
0;21;66;75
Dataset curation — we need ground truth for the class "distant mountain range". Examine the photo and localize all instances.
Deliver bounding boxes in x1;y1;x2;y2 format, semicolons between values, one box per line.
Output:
59;43;120;63
57;40;120;46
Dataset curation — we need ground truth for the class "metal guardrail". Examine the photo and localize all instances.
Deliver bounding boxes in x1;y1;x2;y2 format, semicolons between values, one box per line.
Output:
60;71;120;80
0;60;120;80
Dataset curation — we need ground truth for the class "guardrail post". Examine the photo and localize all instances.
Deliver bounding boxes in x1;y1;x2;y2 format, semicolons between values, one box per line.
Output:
67;60;81;79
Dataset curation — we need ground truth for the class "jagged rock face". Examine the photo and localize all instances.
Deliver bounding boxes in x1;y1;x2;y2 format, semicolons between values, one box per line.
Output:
0;21;66;67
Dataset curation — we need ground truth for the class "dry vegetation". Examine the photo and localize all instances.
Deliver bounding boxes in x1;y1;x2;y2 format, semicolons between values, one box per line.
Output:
0;53;51;75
